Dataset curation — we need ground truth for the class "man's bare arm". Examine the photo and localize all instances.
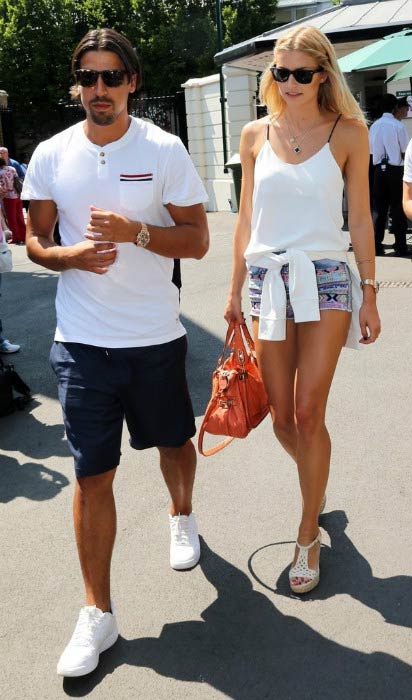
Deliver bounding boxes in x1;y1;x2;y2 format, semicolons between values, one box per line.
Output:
84;202;209;260
403;182;412;221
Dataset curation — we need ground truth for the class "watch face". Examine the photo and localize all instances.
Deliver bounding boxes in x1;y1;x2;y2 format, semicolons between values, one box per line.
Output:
137;229;150;247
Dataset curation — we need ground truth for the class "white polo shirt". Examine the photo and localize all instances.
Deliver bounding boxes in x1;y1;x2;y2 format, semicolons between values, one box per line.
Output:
369;112;409;166
22;118;208;347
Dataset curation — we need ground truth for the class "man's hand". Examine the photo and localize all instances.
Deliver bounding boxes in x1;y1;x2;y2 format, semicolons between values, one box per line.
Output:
85;205;137;244
65;239;118;274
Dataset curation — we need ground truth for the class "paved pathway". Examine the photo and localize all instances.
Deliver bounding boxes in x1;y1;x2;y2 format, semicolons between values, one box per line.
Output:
1;214;411;699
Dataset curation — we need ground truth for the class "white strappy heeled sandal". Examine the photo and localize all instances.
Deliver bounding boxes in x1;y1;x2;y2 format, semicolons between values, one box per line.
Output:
289;531;322;594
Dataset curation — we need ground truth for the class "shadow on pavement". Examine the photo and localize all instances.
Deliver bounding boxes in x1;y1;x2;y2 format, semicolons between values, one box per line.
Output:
62;537;412;700
0;455;69;503
183;315;223;418
248;510;412;629
0;399;69;460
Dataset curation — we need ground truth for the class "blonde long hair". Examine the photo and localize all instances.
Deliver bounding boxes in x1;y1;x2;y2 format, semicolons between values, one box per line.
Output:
259;25;366;124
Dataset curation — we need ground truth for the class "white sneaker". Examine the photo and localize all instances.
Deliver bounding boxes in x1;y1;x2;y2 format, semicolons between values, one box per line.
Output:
0;339;20;354
169;513;200;570
57;605;118;677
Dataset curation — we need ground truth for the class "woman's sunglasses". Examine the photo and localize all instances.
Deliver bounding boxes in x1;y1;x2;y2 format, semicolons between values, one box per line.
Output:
270;66;324;84
75;69;128;88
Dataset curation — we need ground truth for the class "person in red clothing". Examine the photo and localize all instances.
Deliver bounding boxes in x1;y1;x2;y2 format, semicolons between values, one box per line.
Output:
0;148;26;244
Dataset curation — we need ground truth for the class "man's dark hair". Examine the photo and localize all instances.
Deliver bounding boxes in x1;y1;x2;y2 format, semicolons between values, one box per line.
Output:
379;93;397;114
71;28;142;93
396;97;408;109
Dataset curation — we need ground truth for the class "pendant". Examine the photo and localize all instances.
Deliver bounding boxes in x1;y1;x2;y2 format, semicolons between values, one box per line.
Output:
293;145;301;154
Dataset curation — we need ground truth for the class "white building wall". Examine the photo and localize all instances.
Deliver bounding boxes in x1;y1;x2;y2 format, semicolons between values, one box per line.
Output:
182;74;232;212
183;68;259;212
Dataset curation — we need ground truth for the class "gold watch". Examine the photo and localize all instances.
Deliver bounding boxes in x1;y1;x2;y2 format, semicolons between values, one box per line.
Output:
360;279;379;293
134;222;150;248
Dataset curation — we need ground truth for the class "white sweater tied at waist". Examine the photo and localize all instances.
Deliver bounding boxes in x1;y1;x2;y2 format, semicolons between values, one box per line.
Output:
245;249;363;350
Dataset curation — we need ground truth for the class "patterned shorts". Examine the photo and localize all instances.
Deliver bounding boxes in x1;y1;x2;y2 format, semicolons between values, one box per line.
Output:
248;258;352;319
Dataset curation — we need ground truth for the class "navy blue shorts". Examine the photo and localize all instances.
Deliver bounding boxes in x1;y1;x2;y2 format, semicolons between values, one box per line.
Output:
50;336;196;478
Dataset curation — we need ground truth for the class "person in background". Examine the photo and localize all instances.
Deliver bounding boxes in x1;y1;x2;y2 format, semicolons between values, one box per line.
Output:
0;147;26;245
224;25;380;596
24;27;209;678
369;94;409;255
394;96;409;122
0;217;20;353
0;199;12;241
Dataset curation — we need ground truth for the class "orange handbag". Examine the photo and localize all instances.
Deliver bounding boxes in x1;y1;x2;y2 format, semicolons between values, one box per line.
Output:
198;320;270;456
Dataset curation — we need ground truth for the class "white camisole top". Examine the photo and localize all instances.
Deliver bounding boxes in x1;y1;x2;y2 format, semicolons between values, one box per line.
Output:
244;117;363;349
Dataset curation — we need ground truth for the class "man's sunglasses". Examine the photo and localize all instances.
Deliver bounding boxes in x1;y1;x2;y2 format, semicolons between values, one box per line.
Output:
75;69;128;88
270;66;324;84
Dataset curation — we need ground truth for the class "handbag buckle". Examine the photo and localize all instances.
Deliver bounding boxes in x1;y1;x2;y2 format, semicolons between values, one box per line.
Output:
219;398;233;408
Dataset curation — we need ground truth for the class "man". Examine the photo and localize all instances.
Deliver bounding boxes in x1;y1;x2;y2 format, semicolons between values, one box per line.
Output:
23;28;209;678
369;93;409;255
394;96;409;122
0;146;25;179
403;137;412;223
0;146;26;244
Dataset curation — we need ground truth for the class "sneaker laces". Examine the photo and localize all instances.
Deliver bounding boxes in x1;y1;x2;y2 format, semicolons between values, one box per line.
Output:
171;517;193;546
71;608;99;647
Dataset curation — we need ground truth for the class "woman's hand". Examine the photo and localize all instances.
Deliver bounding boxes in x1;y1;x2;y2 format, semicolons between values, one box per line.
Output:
84;206;137;244
224;294;245;324
359;298;381;344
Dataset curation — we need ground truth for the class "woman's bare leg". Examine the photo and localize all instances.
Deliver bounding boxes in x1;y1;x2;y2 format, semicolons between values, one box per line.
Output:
291;310;351;583
252;317;298;460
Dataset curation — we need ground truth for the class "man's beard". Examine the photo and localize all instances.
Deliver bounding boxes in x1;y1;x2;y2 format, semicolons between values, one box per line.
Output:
89;111;116;126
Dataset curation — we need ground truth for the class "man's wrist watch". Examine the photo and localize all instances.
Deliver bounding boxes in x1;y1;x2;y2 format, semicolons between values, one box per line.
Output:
360;278;380;293
134;222;150;248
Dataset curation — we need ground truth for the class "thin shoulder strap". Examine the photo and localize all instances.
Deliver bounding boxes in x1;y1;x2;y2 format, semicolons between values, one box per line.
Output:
328;114;342;143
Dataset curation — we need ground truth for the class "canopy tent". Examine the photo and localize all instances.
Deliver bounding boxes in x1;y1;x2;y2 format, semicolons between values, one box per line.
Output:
338;28;412;72
386;59;412;84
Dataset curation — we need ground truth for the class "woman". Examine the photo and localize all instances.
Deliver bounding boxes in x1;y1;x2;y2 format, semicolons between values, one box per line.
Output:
0;219;20;354
224;26;380;594
0;157;26;245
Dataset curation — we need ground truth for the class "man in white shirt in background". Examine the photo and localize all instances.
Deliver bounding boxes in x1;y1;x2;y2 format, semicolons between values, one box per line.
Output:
23;28;209;678
369;93;409;255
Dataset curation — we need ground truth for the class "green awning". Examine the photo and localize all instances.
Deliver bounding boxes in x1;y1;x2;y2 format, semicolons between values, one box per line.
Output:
386;59;412;83
338;29;412;72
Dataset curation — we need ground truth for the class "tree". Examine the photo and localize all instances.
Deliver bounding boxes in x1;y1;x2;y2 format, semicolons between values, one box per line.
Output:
222;0;277;48
0;0;277;143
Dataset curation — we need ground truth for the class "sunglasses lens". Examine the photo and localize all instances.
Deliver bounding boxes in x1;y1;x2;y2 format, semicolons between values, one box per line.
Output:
272;68;290;82
102;70;126;87
76;70;98;87
294;70;312;84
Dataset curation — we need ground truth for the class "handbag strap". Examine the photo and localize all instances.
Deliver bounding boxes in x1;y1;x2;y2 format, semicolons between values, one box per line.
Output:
218;320;254;364
197;422;234;456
